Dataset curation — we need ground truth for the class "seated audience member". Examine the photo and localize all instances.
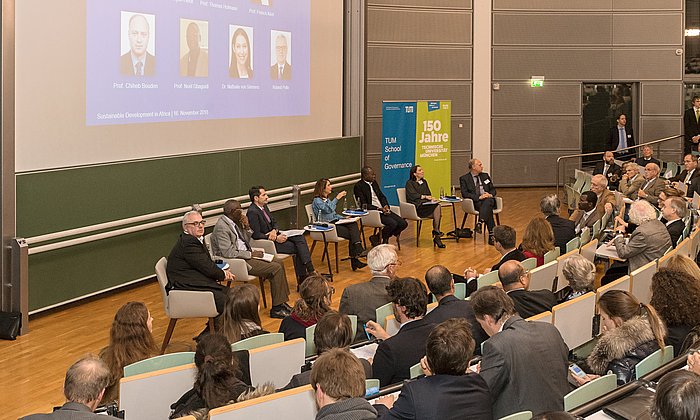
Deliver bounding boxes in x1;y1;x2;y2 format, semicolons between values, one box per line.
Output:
423;265;488;354
636;145;661;168
353;166;408;246
520;217;556;266
166;210;235;315
589;174;616;215
570;191;600;235
688;351;700;376
658;186;685;209
459;158;497;244
281;312;372;390
339;244;398;341
313;178;369;268
637;163;667;206
499;260;556;319
21;356;118;419
662;197;686;246
664;254;700;279
573;290;666;386
365;277;435;387
472;286;569;418
169;334;255;419
311;348;377;420
540;194;575;253
653;370;700;420
488;225;527;272
374;319;493;419
210;199;291;319
405;165;445;247
619;162;644;200
219;284;268;345
669;154;700;197
650;269;700;356
279;275;333;341
593;151;623;190
556;254;595;303
99;302;156;403
247;186;316;286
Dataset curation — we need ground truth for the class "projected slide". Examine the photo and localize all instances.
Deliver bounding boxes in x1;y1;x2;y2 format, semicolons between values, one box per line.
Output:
86;0;310;125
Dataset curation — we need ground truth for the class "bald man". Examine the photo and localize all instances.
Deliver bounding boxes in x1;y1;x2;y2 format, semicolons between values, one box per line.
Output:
637;163;667;206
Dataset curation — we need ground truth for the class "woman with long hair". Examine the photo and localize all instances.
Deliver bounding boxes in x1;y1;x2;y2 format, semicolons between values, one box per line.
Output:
664;254;700;280
404;165;444;248
312;178;367;270
520;217;555;266
279;274;333;341
575;290;666;386
169;334;253;419
229;28;253;78
99;302;156;403
218;284;268;344
651;268;700;355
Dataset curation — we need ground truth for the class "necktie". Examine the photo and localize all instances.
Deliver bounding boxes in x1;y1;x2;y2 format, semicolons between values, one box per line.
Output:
278;66;283;79
618;128;627;150
263;208;271;223
696;108;699;123
135;61;143;76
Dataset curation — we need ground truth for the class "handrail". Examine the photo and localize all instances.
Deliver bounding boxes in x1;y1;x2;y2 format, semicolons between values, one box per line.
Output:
555;134;683;197
25;173;360;255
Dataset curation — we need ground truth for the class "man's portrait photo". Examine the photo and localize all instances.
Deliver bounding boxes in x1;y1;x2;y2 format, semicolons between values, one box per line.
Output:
119;12;156;76
270;31;291;80
180;19;209;77
252;0;272;5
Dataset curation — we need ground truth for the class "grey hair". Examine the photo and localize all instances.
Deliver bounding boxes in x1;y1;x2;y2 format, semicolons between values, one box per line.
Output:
540;194;560;216
367;244;398;274
666;197;688;219
561;254;595;293
64;356;111;404
645;163;660;174
592;174;608;188
182;210;201;229
629;200;657;225
623;162;639;174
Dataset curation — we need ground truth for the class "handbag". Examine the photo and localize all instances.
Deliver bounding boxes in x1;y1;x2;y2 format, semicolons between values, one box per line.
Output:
602;386;655;420
0;311;21;340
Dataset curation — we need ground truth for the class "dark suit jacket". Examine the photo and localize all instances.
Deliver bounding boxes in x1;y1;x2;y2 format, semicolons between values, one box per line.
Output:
546;214;576;253
354;180;389;210
480;316;569;418
339;276;392;341
270;62;292;80
593;161;622;188
636;157;661;168
21;402;119;419
491;249;527;272
684;107;700;149
372;317;436;387
506;289;556;319
166;233;225;293
247;204;279;240
423;295;488;355
606;125;635;151
666;219;685;247
119;52;156;76
459;172;496;202
374;373;493;420
669;169;700;197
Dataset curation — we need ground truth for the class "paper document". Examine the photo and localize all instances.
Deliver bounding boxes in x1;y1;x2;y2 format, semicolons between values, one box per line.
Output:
279;229;305;237
251;249;274;262
335;217;359;224
350;342;378;360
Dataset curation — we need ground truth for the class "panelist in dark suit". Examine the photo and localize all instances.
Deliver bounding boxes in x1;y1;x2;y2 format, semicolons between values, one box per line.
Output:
353;166;408;246
423;265;488;354
119;14;156;76
606;113;635;159
248;186;315;285
499;260;556;319
365;278;435;387
270;33;292;80
540;194;576;253
684;96;700;154
373;319;493;419
460;158;497;244
166;210;234;314
471;286;569;418
593;151;622;190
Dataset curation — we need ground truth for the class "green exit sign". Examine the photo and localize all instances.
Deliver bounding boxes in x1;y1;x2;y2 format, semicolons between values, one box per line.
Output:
530;79;544;87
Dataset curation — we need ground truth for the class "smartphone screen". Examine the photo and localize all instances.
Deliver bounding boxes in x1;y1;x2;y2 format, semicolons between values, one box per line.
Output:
569;363;587;378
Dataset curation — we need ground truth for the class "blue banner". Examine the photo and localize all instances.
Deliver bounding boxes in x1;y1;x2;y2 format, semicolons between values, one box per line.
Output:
381;102;416;205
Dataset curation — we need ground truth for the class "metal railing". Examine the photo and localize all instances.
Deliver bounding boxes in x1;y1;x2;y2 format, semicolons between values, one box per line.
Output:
12;172;361;333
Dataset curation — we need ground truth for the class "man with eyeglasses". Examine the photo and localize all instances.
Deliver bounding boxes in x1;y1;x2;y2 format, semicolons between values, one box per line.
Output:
619;162;644;200
669;154;700;197
498;260;555;319
166;210;234;315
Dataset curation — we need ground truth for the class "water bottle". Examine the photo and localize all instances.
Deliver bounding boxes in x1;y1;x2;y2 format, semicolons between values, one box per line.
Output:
317;209;322;224
440;187;445;199
451;185;455;197
343;197;348;211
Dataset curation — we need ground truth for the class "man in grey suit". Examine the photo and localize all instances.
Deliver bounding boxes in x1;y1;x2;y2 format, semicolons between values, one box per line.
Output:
21;356;119;419
339;244;398;341
636;163;667;206
472;286;569;418
211;199;291;319
612;200;671;273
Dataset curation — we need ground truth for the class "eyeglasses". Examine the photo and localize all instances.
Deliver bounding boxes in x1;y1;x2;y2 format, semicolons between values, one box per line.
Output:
382;260;403;271
185;220;206;227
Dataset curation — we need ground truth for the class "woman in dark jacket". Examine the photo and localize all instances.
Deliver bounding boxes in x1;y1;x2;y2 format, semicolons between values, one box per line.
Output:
573;290;667;386
279;274;333;341
650;268;700;355
556;254;595;303
405;165;444;248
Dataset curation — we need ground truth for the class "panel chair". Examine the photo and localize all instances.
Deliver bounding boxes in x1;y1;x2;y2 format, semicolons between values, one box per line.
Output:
123;352;195;377
396;187;434;246
564;373;617;411
231;332;284;352
155;257;219;354
304;204;348;274
635;345;674;379
250;238;292;264
356;203;402;250
460;197;502;241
